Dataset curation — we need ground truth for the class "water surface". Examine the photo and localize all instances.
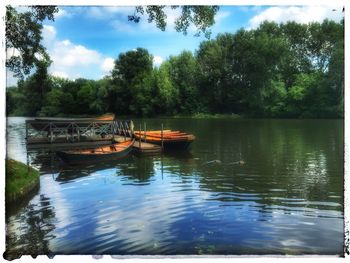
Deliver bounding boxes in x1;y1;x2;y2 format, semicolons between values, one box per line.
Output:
5;117;344;256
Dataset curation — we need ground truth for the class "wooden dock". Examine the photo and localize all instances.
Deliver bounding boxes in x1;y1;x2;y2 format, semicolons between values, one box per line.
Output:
27;133;162;154
25;118;164;154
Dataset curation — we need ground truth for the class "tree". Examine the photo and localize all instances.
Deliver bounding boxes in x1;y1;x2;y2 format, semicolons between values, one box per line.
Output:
167;51;200;114
15;55;52;116
111;48;154;116
197;33;237;113
153;62;178;115
129;6;219;38
5;5;58;79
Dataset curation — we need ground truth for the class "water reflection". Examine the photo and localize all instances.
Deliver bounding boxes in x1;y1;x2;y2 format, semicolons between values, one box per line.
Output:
5;117;344;255
5;194;56;260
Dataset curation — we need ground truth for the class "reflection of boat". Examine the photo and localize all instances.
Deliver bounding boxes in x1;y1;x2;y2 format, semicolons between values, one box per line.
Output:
133;130;195;149
56;139;134;164
55;155;135;182
29;113;115;132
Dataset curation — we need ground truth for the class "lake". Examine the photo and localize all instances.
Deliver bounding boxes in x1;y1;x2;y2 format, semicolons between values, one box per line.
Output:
5;117;344;256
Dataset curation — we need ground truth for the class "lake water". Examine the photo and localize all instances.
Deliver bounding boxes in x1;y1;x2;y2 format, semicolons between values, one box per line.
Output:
5;117;344;256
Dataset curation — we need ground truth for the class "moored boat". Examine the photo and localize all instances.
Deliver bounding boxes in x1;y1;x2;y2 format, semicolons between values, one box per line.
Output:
133;130;195;149
56;139;134;164
34;113;115;122
29;113;115;132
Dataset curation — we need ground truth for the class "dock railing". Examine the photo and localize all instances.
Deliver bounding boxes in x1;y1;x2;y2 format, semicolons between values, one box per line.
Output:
26;119;134;144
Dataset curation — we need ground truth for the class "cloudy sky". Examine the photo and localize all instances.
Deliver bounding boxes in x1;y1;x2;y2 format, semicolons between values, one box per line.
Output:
6;5;344;86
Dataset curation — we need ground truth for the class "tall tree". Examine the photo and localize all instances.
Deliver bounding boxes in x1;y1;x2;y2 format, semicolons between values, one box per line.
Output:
167;51;200;114
111;48;154;116
5;5;58;79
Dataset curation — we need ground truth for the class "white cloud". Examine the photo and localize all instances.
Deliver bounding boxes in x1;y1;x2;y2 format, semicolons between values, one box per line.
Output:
56;8;72;19
101;57;115;75
41;25;113;80
52;40;102;67
51;71;69;79
153;56;163;67
86;6;135;20
109;6;194;34
42;25;57;47
215;10;231;23
248;6;344;29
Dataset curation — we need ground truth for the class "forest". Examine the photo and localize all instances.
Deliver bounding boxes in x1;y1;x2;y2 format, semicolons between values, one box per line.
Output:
6;19;344;118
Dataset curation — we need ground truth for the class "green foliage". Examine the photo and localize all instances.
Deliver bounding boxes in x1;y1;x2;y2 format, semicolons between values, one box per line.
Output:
7;19;344;119
5;5;58;78
131;6;219;38
111;48;155;116
153;62;178;114
167;51;200;113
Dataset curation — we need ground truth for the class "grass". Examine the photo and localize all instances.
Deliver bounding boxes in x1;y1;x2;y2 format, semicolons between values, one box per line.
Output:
6;159;39;203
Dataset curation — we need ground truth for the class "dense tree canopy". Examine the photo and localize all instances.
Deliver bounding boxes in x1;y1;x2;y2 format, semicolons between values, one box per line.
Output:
7;19;344;119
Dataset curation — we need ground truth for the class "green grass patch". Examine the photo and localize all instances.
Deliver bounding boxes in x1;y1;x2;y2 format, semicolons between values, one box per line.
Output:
6;159;39;203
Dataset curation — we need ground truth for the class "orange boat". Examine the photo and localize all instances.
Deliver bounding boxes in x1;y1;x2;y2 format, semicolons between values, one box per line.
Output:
56;139;134;164
34;113;115;122
134;130;195;149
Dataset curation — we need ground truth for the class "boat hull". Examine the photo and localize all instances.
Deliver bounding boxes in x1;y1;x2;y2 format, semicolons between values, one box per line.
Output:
56;140;134;164
134;131;195;150
152;139;193;150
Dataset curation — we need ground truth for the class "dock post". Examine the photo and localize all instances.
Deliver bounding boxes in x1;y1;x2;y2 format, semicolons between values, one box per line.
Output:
77;127;80;141
49;123;53;143
112;120;115;141
161;123;164;151
144;122;147;142
71;123;74;142
130;120;134;137
139;123;142;149
25;120;28;140
124;121;127;141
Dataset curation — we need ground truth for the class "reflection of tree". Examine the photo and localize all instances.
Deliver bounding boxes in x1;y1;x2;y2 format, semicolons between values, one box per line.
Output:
56;155;134;182
187;119;344;212
5;194;56;260
28;150;60;174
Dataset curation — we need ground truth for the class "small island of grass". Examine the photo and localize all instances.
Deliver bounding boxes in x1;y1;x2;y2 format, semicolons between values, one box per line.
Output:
6;159;40;203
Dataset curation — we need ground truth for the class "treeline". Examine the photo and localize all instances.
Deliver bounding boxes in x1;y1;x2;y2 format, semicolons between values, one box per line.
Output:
7;20;344;118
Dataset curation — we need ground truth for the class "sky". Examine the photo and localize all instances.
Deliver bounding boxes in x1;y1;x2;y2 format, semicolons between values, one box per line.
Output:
6;5;345;86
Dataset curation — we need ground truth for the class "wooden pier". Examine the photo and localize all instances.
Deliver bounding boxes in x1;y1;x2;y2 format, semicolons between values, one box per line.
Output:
25;118;163;154
25;119;133;148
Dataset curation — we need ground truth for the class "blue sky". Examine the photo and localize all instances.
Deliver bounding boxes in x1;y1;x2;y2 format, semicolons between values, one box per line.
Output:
6;5;344;85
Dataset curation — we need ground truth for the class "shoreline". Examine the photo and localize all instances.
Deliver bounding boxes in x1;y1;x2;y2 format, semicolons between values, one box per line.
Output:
5;159;40;204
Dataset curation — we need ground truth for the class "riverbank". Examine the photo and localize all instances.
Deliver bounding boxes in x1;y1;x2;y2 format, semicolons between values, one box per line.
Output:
6;159;40;203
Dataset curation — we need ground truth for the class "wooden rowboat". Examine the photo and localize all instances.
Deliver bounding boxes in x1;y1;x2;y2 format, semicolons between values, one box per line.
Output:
56;139;134;164
133;130;195;149
34;113;115;122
